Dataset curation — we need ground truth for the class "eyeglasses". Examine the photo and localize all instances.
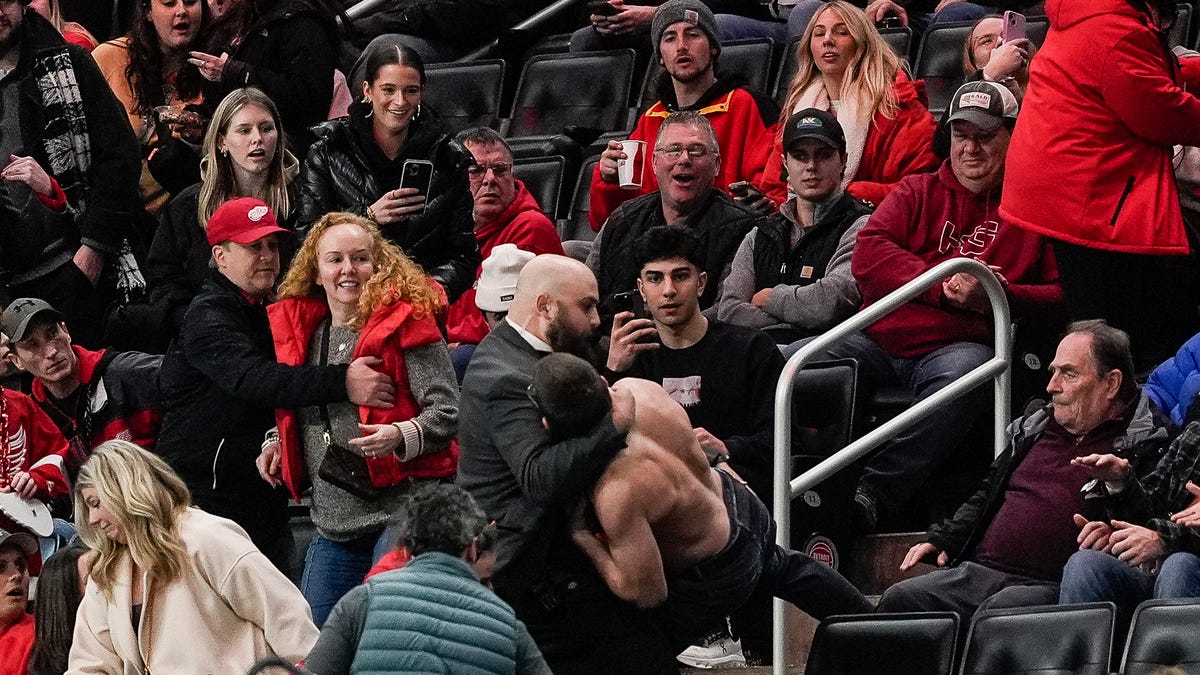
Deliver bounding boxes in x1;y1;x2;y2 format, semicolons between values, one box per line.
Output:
467;162;513;180
654;144;713;160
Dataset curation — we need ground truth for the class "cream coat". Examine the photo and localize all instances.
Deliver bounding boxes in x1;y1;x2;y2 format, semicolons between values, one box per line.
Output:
66;508;317;674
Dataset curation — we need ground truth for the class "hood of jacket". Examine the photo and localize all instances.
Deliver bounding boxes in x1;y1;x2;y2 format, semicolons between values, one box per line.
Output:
473;180;544;243
1047;0;1143;30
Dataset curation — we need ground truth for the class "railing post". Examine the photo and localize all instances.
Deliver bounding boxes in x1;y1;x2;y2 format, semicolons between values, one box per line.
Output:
771;257;1011;674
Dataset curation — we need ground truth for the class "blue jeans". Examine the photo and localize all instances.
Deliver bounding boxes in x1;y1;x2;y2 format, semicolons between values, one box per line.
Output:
302;527;396;626
1060;549;1200;628
666;470;872;650
787;331;992;511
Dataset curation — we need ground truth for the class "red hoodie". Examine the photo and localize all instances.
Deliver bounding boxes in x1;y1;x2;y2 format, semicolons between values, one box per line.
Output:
444;180;563;345
757;72;938;208
854;162;1062;358
1001;0;1200;254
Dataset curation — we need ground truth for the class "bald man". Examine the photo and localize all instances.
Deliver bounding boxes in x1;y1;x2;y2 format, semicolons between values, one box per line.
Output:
457;255;678;673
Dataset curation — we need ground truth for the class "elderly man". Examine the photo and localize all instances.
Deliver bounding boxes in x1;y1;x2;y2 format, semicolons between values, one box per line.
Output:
1;298;161;479
157;198;395;572
588;0;778;230
587;111;762;324
305;484;550;674
0;0;140;347
458;254;677;673
876;321;1167;622
444;128;563;356
819;80;1062;530
0;530;36;675
717;109;872;340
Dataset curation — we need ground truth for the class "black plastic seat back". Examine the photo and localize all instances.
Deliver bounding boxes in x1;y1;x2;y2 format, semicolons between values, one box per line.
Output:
881;25;914;63
806;612;959;675
1026;15;1050;49
718;37;775;94
914;21;976;117
422;60;506;134
508;50;636;138
1171;3;1193;47
961;602;1115;675
1121;598;1200;675
561;156;600;243
512;155;566;221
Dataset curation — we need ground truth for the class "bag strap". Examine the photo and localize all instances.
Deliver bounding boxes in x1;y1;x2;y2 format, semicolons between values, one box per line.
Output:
318;319;335;446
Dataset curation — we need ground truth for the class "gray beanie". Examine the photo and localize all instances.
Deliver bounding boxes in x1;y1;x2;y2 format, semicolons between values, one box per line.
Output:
651;0;721;61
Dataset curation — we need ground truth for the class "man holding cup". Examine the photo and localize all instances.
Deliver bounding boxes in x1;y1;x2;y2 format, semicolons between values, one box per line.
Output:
586;112;763;326
587;0;779;231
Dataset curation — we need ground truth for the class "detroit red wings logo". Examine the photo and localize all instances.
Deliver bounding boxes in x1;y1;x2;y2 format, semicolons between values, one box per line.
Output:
0;425;28;488
939;220;999;257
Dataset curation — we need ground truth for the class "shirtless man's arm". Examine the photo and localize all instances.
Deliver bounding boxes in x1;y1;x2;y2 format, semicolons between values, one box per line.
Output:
571;475;667;609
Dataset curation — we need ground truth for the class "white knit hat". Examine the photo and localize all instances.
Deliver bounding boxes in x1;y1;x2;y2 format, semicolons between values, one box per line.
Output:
476;245;535;312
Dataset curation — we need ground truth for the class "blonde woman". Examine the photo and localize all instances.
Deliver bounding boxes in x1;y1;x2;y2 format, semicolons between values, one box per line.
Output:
145;87;298;342
262;212;458;625
755;0;937;207
66;440;317;674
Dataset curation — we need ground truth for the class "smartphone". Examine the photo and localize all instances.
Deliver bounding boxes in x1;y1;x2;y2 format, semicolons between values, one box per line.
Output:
1001;11;1026;43
729;180;765;204
586;0;619;16
876;16;903;29
612;288;649;321
399;159;434;213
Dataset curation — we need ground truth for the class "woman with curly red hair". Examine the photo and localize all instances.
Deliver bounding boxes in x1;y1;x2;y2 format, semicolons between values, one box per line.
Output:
261;211;458;626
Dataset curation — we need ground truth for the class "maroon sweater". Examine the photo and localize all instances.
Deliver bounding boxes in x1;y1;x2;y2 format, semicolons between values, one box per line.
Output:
852;162;1062;358
974;411;1131;581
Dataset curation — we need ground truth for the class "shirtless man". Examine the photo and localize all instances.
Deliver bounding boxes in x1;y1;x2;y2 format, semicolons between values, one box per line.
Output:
530;352;871;649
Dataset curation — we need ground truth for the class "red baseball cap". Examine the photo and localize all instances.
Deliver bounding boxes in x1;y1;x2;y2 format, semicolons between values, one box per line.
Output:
206;197;289;247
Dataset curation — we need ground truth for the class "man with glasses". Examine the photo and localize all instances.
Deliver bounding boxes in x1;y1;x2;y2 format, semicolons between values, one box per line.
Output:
443;128;563;377
587;0;779;230
587;111;763;326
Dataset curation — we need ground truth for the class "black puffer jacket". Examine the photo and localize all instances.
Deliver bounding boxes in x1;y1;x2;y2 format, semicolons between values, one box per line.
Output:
157;271;347;527
203;0;338;154
296;102;479;302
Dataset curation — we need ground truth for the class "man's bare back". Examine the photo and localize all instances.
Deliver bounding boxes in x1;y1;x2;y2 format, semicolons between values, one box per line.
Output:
595;377;731;572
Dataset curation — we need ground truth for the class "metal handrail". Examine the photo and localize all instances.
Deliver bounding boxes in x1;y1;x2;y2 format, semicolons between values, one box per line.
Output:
770;257;1012;672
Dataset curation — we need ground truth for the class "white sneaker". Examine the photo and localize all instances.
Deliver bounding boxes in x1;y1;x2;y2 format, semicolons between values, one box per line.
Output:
676;627;747;669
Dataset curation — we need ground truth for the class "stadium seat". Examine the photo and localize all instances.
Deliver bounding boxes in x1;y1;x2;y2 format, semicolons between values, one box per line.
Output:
559;155;601;244
719;37;776;94
960;603;1116;675
880;25;914;64
1026;15;1050;49
788;359;861;569
913;20;976;117
806;612;959;675
1120;598;1200;675
1171;3;1193;48
513;155;567;221
505;50;637;139
422;60;506;133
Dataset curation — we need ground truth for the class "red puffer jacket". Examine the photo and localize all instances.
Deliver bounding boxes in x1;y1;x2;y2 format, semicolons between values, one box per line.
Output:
269;296;457;501
1000;0;1200;254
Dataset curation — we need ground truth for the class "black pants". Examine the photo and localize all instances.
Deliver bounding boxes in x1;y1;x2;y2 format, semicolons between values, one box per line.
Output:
499;555;678;674
8;261;102;348
1052;239;1200;372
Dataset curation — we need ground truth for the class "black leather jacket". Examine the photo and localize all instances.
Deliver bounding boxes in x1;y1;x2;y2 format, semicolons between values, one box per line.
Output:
296;102;479;302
